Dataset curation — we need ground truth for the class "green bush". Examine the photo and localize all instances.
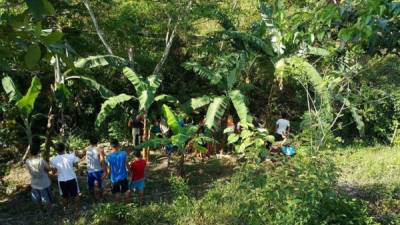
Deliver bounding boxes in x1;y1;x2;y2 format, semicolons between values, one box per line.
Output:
88;151;376;225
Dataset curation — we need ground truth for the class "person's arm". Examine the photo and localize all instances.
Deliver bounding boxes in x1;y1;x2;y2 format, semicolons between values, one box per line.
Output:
43;160;51;172
98;147;107;172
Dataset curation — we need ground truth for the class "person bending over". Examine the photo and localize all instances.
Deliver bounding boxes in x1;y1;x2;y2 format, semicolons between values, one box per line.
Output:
275;112;290;142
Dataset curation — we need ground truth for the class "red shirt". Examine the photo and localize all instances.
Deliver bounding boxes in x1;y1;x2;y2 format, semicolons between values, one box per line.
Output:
130;159;146;181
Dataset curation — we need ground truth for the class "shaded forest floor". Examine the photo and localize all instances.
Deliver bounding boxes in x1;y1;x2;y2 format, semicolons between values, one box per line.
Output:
1;146;400;224
333;146;400;225
0;151;237;225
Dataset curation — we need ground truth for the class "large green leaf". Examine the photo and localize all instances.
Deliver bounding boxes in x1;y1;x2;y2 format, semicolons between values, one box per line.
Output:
16;76;42;116
184;62;222;85
134;137;170;150
147;75;161;90
171;133;191;149
25;0;55;18
162;104;181;135
68;76;114;98
343;98;365;137
155;94;179;104
229;90;251;128
1;76;21;102
222;31;274;56
96;94;133;127
205;96;228;129
74;55;127;69
188;95;212;110
138;89;156;112
123;67;146;92
24;44;41;69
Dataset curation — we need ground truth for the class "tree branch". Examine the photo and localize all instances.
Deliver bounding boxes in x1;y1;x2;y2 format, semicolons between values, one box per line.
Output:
152;0;193;75
83;0;113;55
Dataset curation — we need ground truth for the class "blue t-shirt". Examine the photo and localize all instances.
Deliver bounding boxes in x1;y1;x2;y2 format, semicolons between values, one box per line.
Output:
106;150;128;183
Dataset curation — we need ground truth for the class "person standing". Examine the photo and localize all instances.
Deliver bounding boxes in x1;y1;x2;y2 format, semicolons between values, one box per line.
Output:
50;143;80;212
104;139;130;203
128;116;144;146
275;112;290;142
86;137;105;200
26;142;53;208
129;150;147;205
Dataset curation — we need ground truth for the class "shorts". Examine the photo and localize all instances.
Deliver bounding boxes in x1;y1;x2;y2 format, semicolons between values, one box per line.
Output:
58;178;79;199
31;187;52;204
111;178;129;194
87;171;103;192
129;179;145;191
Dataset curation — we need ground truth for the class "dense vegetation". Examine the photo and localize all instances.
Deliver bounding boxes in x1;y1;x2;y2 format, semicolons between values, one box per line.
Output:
0;0;399;224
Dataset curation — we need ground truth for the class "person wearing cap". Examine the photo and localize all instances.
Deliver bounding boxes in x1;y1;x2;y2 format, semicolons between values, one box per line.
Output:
104;139;130;203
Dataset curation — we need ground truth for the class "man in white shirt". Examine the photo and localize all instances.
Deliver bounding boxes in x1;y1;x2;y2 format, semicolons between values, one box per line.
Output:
50;143;80;211
275;112;290;142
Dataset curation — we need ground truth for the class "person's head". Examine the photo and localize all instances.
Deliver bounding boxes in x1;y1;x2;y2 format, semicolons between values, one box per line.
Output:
110;139;120;151
54;143;66;155
89;136;99;146
134;150;142;159
30;143;41;157
281;112;289;119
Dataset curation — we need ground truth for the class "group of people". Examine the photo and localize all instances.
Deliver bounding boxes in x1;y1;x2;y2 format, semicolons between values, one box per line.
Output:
25;113;291;211
25;137;147;211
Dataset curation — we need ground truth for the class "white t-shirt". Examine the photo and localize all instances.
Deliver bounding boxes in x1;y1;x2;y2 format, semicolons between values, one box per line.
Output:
26;158;51;190
50;153;79;182
86;146;102;173
276;119;290;135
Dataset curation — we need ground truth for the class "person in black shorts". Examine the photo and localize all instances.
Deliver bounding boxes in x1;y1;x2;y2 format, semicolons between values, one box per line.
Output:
104;139;130;203
50;143;80;211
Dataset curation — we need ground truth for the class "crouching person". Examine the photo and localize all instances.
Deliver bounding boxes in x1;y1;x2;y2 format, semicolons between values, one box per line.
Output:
26;142;53;209
105;139;130;203
50;143;80;212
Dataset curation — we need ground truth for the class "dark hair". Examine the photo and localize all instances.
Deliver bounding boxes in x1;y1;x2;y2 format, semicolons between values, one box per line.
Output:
281;112;289;119
134;150;142;158
110;139;120;147
54;143;65;154
30;143;41;156
90;136;99;145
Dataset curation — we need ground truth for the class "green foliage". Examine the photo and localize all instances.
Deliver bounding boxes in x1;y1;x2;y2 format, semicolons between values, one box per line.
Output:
15;76;42;117
123;67;161;112
69;76;115;99
74;55;127;69
25;0;55;18
96;94;134;127
205;96;228;129
1;76;21;103
24;44;41;69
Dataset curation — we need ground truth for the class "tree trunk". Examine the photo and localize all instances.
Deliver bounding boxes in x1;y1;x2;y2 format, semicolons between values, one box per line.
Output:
21;118;32;162
142;112;150;161
44;107;55;161
178;151;185;177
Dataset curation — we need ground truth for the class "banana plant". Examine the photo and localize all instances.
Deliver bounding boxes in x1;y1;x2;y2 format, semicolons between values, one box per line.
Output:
135;104;211;176
2;76;42;161
184;52;253;130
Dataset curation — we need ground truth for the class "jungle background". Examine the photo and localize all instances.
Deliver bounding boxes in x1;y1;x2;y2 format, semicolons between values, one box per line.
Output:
0;0;400;224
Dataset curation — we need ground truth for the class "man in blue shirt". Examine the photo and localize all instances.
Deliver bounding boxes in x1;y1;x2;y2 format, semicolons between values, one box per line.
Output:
105;139;130;203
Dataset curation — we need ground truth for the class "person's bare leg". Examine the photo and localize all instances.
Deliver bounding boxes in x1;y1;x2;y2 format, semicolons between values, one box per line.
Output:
124;190;131;204
74;196;80;214
139;190;144;206
114;193;121;203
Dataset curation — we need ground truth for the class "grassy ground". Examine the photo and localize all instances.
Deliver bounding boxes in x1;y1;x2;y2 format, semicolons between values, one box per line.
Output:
333;146;400;225
0;151;236;225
